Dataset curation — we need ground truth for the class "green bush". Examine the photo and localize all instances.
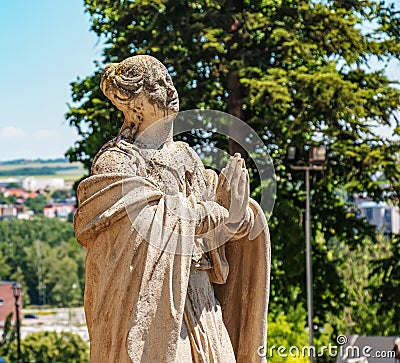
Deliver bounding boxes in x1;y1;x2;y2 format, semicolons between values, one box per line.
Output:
267;305;335;363
6;331;89;363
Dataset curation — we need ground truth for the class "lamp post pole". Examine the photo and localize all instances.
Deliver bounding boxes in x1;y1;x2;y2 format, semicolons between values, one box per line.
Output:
287;145;326;363
305;167;312;357
290;165;322;363
12;282;22;363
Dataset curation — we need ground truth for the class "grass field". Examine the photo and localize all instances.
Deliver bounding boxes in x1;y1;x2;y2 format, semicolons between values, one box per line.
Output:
0;161;85;182
0;162;73;170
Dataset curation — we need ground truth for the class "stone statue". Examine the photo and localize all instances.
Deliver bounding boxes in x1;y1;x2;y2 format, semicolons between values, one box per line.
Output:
74;55;270;363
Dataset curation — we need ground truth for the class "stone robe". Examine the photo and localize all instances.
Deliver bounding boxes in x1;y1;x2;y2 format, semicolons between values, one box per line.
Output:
74;138;270;363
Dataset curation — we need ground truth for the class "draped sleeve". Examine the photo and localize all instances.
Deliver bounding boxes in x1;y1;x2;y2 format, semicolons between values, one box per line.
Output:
74;141;231;363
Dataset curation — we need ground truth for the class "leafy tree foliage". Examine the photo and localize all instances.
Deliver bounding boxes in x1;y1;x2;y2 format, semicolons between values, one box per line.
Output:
0;218;85;306
5;183;20;189
51;189;75;201
6;331;89;363
326;233;395;336
66;0;400;334
0;249;10;280
0;314;16;360
24;196;47;214
0;193;16;206
371;234;400;334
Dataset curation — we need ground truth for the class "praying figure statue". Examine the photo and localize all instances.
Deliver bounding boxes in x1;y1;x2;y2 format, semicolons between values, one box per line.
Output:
74;55;270;363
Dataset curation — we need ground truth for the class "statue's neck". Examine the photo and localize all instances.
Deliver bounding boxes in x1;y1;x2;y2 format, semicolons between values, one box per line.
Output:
119;117;173;149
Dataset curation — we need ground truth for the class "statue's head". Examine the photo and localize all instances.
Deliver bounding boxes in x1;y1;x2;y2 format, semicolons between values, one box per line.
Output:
100;55;179;116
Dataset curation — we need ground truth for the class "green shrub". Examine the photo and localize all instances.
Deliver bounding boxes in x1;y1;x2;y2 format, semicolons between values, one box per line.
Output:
267;305;335;363
6;331;89;363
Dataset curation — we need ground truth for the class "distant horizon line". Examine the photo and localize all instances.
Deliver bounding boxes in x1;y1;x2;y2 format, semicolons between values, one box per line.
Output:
0;157;75;165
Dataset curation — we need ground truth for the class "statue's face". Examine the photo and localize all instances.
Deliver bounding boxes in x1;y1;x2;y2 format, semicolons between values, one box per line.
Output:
110;89;171;131
102;70;172;114
102;58;178;111
106;85;135;113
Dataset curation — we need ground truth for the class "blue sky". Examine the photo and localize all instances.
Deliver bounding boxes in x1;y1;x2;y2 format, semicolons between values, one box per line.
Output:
0;1;399;161
0;0;99;160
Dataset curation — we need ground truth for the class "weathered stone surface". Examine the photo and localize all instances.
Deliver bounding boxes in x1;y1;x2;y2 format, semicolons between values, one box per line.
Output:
74;55;270;363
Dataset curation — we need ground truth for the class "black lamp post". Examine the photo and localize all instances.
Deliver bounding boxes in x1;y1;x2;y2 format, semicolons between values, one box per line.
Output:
11;282;22;363
287;146;326;363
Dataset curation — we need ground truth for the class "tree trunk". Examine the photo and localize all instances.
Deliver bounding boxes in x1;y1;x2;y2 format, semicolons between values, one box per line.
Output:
226;72;247;157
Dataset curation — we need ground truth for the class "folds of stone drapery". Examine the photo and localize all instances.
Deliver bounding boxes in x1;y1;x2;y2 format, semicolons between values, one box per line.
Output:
74;173;230;363
213;200;271;363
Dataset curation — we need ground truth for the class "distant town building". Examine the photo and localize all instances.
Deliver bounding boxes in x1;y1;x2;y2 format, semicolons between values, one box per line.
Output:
358;202;400;235
22;177;65;191
0;281;23;327
44;203;75;219
0;205;17;219
17;210;35;220
63;197;77;204
3;188;37;199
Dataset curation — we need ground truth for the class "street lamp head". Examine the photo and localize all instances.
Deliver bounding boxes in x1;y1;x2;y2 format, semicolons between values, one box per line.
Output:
287;146;298;163
309;146;326;165
12;282;22;298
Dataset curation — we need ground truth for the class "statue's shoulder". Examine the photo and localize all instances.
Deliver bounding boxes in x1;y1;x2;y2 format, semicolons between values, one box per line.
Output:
173;141;207;173
174;140;192;151
91;138;145;175
173;141;202;164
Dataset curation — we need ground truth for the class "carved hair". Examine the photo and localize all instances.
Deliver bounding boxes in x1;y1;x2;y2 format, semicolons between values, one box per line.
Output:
100;55;179;113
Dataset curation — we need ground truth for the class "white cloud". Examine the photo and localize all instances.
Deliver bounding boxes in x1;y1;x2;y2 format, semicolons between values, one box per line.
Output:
33;129;57;138
0;127;78;161
0;126;26;139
